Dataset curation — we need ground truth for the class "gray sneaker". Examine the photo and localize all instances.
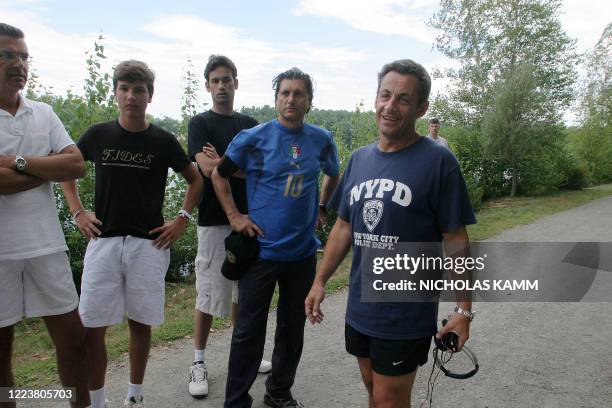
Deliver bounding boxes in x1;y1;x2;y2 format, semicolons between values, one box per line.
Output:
189;360;209;398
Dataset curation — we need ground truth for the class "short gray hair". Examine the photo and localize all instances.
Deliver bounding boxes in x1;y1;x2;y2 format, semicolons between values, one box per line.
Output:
377;59;431;105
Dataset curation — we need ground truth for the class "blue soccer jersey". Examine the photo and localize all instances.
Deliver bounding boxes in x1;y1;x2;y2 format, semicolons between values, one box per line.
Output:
337;137;476;340
225;119;339;261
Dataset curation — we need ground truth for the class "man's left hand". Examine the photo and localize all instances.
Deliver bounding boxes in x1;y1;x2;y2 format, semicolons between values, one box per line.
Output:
149;217;189;249
305;282;326;324
435;313;470;352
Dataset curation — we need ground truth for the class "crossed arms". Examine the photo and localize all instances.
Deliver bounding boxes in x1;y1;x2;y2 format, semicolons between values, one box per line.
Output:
0;145;85;195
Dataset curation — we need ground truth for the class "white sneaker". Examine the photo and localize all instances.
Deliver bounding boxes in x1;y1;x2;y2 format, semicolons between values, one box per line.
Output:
189;360;209;398
258;359;272;374
123;395;144;406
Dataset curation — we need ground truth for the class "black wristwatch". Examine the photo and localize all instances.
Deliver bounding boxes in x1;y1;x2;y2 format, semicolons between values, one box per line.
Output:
318;203;327;215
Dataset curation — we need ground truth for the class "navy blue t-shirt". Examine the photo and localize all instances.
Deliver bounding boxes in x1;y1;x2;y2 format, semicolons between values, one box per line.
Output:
337;137;476;340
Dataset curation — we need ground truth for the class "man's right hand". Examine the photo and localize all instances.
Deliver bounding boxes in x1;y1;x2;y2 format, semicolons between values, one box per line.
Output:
228;213;263;237
74;211;102;240
305;282;326;324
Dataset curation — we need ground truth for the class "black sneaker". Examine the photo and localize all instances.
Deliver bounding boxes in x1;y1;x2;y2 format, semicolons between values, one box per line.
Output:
264;393;305;408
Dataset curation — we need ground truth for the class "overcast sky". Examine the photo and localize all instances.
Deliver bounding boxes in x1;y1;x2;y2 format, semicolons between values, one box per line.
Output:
1;0;609;121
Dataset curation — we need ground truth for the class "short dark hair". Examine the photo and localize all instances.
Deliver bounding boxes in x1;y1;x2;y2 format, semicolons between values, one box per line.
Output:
429;118;440;125
113;60;155;95
204;55;237;81
272;67;314;105
0;23;24;39
377;59;431;105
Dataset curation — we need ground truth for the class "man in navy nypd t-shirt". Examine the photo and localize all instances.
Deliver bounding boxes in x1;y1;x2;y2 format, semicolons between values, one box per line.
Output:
305;59;476;407
212;67;339;408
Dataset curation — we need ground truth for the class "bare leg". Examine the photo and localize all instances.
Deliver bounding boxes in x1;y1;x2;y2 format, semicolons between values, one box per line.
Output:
128;319;151;385
371;368;418;408
84;326;107;391
0;325;15;408
193;310;213;351
43;310;91;408
356;357;375;408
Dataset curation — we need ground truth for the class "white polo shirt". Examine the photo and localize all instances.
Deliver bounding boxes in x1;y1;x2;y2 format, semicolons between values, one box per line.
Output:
0;95;74;261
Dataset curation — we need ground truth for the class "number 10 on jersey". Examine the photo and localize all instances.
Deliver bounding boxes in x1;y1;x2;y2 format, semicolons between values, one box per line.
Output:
284;174;304;198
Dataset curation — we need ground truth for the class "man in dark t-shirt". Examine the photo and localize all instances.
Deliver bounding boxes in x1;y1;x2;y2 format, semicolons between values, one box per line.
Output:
61;60;202;408
186;55;269;399
305;60;476;407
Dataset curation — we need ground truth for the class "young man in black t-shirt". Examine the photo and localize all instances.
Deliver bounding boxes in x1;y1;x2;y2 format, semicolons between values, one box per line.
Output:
61;60;202;408
186;55;269;399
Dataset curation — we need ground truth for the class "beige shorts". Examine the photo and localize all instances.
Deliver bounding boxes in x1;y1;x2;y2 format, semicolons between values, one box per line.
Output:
79;236;170;328
195;225;238;317
0;251;79;328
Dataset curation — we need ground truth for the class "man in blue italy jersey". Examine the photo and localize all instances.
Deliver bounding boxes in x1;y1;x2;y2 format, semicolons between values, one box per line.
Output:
305;59;476;408
212;67;340;408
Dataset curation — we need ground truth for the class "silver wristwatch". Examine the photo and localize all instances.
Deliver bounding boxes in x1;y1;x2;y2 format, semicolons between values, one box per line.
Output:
13;155;27;172
453;306;475;322
177;209;194;222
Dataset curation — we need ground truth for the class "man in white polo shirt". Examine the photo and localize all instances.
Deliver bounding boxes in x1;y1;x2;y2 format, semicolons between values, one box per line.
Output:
0;22;90;408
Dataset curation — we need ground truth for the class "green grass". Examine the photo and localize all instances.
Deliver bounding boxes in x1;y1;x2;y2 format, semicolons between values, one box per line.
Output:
11;185;612;386
467;185;612;241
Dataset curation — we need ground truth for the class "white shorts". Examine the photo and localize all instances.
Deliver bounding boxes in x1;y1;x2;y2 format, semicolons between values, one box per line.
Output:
0;251;79;328
195;225;238;317
79;236;170;328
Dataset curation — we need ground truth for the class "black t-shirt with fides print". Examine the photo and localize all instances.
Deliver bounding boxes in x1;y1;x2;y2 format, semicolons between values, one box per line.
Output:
187;110;258;226
77;120;191;239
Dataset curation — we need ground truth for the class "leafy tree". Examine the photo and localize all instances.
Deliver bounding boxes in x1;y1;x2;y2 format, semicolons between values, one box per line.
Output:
179;58;206;144
573;23;612;184
429;0;580;195
580;23;611;127
83;36;115;121
574;123;612;184
240;104;277;123
429;0;579;126
483;64;547;195
151;115;182;136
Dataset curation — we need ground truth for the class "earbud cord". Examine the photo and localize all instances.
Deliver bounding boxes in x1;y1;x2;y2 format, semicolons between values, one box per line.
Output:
419;346;453;408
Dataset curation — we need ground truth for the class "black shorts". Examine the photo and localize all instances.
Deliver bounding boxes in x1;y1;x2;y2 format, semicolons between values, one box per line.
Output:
345;323;432;376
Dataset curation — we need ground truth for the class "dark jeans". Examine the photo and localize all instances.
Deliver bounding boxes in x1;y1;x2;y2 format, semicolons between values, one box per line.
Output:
224;255;316;408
